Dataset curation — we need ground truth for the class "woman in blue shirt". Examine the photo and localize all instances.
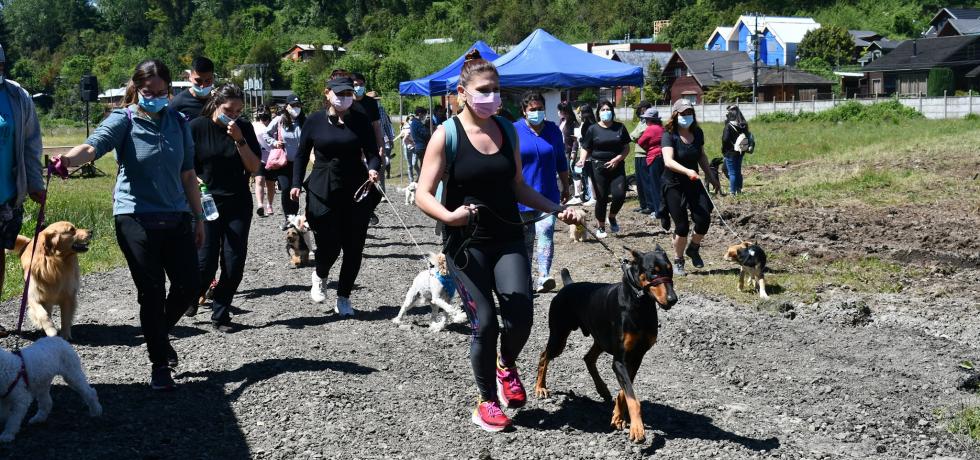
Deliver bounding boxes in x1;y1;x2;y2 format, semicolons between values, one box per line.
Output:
515;92;569;293
55;60;204;391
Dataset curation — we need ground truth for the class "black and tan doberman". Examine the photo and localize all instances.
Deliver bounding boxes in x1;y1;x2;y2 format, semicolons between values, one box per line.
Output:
534;246;677;443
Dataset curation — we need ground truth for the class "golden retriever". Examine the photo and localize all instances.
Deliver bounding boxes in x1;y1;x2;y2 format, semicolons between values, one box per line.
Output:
11;221;92;340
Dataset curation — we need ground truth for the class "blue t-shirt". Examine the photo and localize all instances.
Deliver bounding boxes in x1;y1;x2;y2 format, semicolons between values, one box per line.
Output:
514;119;567;212
85;106;195;215
0;91;16;204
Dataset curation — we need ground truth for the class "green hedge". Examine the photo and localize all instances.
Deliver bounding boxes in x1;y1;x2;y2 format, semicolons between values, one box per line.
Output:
755;100;923;124
927;67;955;97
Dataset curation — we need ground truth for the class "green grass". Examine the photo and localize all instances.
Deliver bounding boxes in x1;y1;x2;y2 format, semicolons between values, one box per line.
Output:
950;406;980;441
3;130;119;301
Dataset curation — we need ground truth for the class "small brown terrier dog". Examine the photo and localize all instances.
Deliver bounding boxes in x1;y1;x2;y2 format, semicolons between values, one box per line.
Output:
12;221;92;340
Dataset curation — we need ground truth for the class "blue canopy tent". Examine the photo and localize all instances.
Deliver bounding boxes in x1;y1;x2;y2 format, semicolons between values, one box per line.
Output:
444;29;644;89
398;40;499;96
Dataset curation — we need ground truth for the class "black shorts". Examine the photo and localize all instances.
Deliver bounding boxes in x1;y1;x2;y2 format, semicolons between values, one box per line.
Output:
258;162;283;180
1;205;25;250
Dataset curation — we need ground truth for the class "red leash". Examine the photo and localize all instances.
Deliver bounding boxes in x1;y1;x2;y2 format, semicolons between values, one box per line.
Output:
13;156;52;345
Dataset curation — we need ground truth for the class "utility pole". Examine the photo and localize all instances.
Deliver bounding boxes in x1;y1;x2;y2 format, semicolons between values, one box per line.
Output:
752;12;760;103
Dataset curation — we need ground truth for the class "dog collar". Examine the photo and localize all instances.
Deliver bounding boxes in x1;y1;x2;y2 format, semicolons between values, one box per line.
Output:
434;271;457;299
1;350;29;399
621;260;673;301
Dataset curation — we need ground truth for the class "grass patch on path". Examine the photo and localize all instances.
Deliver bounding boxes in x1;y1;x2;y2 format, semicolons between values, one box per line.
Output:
949;406;980;441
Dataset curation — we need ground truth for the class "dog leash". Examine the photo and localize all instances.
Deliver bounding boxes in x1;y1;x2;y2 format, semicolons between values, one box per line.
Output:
356;179;431;269
699;180;743;241
13;157;53;349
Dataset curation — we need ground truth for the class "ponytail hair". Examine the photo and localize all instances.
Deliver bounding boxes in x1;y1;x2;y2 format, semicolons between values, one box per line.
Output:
459;49;498;88
122;59;172;107
201;83;244;118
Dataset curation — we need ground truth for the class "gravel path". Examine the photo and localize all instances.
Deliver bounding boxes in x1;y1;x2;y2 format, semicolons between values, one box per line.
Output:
1;192;978;459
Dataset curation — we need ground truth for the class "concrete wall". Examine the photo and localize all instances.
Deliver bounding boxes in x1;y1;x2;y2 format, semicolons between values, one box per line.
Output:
614;95;980;121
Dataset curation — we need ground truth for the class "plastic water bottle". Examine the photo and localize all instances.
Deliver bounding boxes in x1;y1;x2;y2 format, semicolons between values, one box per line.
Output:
200;183;219;221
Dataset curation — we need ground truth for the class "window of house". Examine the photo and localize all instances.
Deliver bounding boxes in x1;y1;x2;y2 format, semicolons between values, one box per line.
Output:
674;68;682;77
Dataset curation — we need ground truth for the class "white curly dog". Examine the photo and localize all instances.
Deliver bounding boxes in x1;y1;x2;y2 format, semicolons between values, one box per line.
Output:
393;253;468;332
0;337;102;442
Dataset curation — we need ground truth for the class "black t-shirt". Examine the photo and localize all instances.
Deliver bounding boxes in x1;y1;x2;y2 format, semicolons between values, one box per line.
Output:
294;109;380;214
661;127;705;188
445;117;523;244
191;116;261;199
170;90;207;120
581;121;631;161
351;97;381;123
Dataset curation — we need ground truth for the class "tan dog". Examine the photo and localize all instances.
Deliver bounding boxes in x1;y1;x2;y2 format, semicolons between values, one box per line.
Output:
285;214;314;268
567;208;587;242
724;242;769;298
11;222;92;340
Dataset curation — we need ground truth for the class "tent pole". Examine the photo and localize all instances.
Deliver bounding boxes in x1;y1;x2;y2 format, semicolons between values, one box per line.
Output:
429;97;434;133
399;95;404;181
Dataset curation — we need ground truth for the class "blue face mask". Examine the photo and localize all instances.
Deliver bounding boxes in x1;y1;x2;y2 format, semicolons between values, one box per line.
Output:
678;115;695;128
526;110;544;126
192;84;213;97
600;110;613;122
138;94;169;113
217;113;234;125
353;86;366;97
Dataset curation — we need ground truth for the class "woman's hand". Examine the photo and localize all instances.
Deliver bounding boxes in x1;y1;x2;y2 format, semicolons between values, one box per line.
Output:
49;155;70;179
688;170;700;182
445;204;476;227
227;121;244;142
289;187;301;202
604;156;623;169
194;220;205;249
575;158;585;168
557;207;581;225
368;169;380;183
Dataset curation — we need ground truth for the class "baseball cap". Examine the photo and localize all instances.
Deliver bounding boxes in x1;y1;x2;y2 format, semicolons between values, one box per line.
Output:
672;99;694;113
326;76;355;93
640;108;660;120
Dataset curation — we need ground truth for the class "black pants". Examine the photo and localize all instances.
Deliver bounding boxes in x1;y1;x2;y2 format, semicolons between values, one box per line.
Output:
591;160;626;224
198;197;253;323
308;205;371;298
450;239;533;401
665;182;713;237
115;214;200;368
275;161;300;216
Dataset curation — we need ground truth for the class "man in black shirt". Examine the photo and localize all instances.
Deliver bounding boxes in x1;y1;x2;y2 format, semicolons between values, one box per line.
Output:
170;56;215;120
351;72;385;224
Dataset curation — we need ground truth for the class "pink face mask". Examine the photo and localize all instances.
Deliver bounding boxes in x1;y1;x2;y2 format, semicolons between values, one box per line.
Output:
465;89;501;119
329;93;354;111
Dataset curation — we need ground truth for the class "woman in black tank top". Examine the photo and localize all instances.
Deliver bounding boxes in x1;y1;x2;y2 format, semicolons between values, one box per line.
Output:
415;50;580;433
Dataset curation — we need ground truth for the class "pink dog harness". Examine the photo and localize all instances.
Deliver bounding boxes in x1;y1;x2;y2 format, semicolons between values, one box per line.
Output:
1;350;29;399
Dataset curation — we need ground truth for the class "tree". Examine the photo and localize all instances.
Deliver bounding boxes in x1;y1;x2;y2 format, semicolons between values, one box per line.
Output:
659;4;723;50
927;67;955;97
797;25;854;67
373;58;411;95
703;80;751;103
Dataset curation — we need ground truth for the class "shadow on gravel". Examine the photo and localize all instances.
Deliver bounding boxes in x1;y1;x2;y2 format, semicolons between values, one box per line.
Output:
239;284;309;298
68;324;208;347
259;306;395;329
515;393;779;454
363;252;425;260
0;358;376;460
364;241;438;249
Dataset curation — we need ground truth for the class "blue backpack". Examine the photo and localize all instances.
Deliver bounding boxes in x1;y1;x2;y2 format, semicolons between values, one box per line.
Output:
434;115;517;235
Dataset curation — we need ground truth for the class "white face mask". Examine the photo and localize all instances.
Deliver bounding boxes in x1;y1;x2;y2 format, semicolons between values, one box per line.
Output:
288;107;302;118
329;94;354;111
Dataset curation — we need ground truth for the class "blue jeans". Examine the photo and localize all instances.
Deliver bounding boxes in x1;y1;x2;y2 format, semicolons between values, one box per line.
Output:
648;156;665;217
724;154;743;194
634;156;652;210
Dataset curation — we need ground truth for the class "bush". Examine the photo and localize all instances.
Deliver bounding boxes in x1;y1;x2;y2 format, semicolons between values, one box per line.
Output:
927;68;955;97
703;81;751;104
754;100;923;123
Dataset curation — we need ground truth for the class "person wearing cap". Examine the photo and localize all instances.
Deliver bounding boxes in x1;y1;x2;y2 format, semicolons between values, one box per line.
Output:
629;101;653;214
0;43;45;338
661;99;720;276
263;94;305;227
350;73;385;224
290;76;381;317
637;107;666;221
170;56;215;120
515;91;570;293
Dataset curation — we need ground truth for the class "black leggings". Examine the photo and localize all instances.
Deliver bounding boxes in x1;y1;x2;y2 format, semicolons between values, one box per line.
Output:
450;239;533;401
308;206;371;298
275;161;300;216
664;183;713;237
198;198;253;323
591;160;626;225
115;214;200;368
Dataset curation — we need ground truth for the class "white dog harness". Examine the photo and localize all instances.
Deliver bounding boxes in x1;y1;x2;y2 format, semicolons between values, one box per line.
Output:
1;350;29;398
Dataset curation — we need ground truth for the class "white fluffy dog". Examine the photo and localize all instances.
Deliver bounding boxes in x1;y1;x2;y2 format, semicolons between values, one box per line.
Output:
0;337;102;442
403;182;417;206
393;253;468;332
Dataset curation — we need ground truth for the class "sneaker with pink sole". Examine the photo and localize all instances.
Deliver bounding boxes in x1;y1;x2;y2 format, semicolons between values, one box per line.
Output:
471;399;511;432
496;361;528;408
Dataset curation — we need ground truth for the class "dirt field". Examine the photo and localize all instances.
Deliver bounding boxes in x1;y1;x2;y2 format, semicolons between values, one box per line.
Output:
1;179;978;459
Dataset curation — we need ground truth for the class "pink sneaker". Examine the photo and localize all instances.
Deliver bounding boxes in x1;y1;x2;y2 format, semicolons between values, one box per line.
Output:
496;362;527;409
471;400;511;432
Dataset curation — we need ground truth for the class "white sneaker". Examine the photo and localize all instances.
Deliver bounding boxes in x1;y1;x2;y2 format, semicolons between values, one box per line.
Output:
594;228;608;239
336;296;355;317
565;197;583;205
310;270;326;303
583;199;597;206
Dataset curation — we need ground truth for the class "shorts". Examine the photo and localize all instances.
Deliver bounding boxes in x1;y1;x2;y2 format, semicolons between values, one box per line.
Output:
0;204;25;250
258;162;282;180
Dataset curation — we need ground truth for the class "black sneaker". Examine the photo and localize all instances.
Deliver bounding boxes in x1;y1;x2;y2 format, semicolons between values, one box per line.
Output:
686;243;704;268
659;214;671;232
212;321;235;333
256;207;266;217
150;365;176;391
184;304;198;317
166;344;178;368
369;213;380;226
